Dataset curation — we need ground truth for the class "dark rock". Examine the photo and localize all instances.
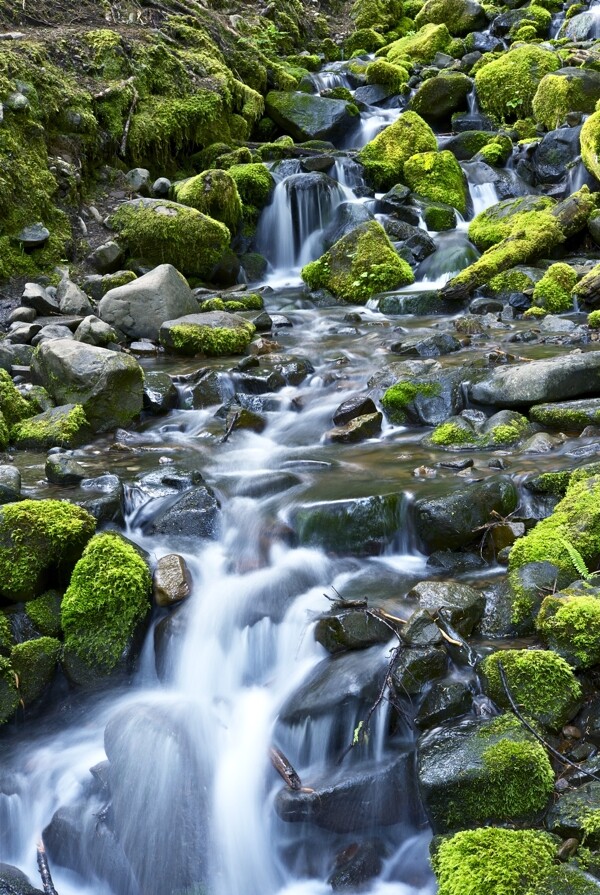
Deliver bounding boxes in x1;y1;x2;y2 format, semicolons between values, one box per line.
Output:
315;608;392;653
407;580;485;636
145;486;220;540
391;645;447;696
77;474;124;525
265;91;358;142
0;465;21;503
329;841;385;891
333;395;378;426
401;609;443;647
470;352;600;406
532;126;582;185
390;333;461;357
326;412;382;443
547;782;600;848
143;371;178;414
21;283;59;315
293;493;401;555
45;453;88;485
0;864;43;895
17;223;49;249
415;680;472;729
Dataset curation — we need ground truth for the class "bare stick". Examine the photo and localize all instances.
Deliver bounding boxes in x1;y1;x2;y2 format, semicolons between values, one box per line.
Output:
120;87;139;157
221;412;239;444
270;747;302;790
37;839;59;895
498;661;600;784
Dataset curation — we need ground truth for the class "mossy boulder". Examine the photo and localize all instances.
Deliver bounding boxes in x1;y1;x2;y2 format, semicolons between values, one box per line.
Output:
109;198;231;280
475;45;560;121
582;109;600;182
265;92;357;142
62;532;152;685
172;169;243;234
365;59;410;94
345;28;387;54
530;398;600;431
228;163;274;217
468;195;556;251
0;499;95;602
11;636;61;705
0;656;18;723
358;111;437;191
301;220;414;302
418;715;554;833
0;369;33;428
425;410;532;450
383;23;453;65
351;0;404;31
509;474;600;627
32;340;143;433
537;584;600;669
414;0;486;33
408;72;473;122
532;262;577;313
25;590;62;638
431;828;559;895
480;648;582;730
533;67;600;131
160;311;255;356
547;781;600;848
11;404;91;450
403;150;469;215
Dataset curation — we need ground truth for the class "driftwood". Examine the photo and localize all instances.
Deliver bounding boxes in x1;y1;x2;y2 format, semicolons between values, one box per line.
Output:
270;747;302;790
440;187;597;302
37;839;59;895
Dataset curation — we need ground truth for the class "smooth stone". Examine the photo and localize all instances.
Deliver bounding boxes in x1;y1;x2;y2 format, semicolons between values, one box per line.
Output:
332;396;381;426
31;324;75;345
470;351;600;406
143;371;178;414
57;279;93;316
326;412;382;443
87;241;124;274
414;680;472;729
153;554;193;607
17;223;49;249
144;486;220;540
74;315;119;348
391;646;447;696
0;465;21;503
8;307;36;324
406;580;485;636
45;453;88;485
315;607;392;653
21;283;59;315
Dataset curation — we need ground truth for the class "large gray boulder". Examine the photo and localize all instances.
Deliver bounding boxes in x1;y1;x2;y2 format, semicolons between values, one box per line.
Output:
265;91;358;142
98;264;198;341
32;340;144;433
469;352;600;407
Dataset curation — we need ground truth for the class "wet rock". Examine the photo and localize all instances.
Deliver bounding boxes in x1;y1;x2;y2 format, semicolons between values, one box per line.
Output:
0;466;20;503
323;201;374;249
390;332;461;357
87;240;124;274
57;278;93;316
412;477;518;552
104;701;209;895
417;716;554;833
145;486;220;540
98;263;198;341
520;432;556;453
401;609;443;647
154;602;189;681
45;452;88;485
409;72;472;121
22;283;59;316
160;311;254;357
185;370;235;408
470;352;600;407
332;395;378;426
77;474;124;525
234;471;301;498
143;371;178;414
225;405;266;433
547;783;600;848
293;493;401;555
391;645;447;696
406;580;485;636
279;645;388;725
315;607;392;653
265;91;357;142
275;754;412;832
32;340;144;433
11;404;92;450
532;126;582;186
153;554;192;607
328;841;385;891
326;412;382;443
381;369;465;427
0;864;44;895
530;398;600;432
414;680;472;729
74;315;120;348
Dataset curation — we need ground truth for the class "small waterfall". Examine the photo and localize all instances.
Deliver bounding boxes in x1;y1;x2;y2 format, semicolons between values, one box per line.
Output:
467;88;479;115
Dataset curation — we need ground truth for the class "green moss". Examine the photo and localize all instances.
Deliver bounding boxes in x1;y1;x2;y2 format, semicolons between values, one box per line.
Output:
358;110;437;191
0;613;13;656
488;268;535;295
509;474;600;616
25;590;63;638
537;592;600;668
172;169;243;233
382;23;453;64
574;262;600;306
11;404;90;450
345;28;388;54
11;636;61;705
228;163;274;222
0;655;18;722
366;59;410;93
351;0;404;30
534;70;597;131
403;150;468;215
588;310;600;329
431;828;558;895
478;139;511;167
166;321;255;356
468;196;556;251
523;305;547;319
488;418;529;443
526;469;573;496
532;262;577;312
110;200;230;280
475;45;559;121
0;370;33;427
480;648;581;730
381;381;440;423
301;220;414;302
0;411;9;452
0;499;96;602
430;421;474;446
62;532;151;674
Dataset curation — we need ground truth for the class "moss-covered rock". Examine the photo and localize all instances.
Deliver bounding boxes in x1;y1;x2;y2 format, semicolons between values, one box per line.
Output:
345;27;387;54
62;532;151;683
383;23;453;64
475;45;559;121
11;404;91;450
414;0;486;35
359;111;437;190
547;781;600;848
533;67;600;131
109;198;231;280
431;828;558;895
11;636;61;705
425;410;531;450
509;474;600;626
25;590;62;638
228;163;274;219
480;648;582;730
293;493;401;555
301;220;414;302
468;195;556;251
532;262;577;313
418;714;554;832
530;399;600;431
381;380;442;423
0;369;33;428
160;311;255;356
581;109;600;182
366;58;410;93
409;72;472;122
351;0;404;31
0;499;95;602
403;150;468;215
488;266;538;295
537;585;600;668
0;655;18;723
172;169;243;234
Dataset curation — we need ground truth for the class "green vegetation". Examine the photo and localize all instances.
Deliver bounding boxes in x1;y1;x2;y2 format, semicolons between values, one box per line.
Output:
0;655;18;722
582;110;600;182
163;321;256;356
381;381;441;423
532;263;577;313
537;590;600;668
468;197;556;251
172;169;243;233
358;111;437;190
62;532;151;674
474;45;559;120
382;23;452;64
11;637;61;705
25;590;63;638
11;405;90;450
403;150;468;215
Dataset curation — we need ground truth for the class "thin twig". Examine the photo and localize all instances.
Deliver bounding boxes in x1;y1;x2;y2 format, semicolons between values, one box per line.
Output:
37;839;59;895
498;661;600;784
119;86;138;157
270;747;302;790
221;412;239;444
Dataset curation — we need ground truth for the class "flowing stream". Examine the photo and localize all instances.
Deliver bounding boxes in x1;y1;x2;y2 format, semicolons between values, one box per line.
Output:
0;50;575;895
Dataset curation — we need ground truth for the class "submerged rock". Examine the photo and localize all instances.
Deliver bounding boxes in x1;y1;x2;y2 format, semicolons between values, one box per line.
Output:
293;493;401;555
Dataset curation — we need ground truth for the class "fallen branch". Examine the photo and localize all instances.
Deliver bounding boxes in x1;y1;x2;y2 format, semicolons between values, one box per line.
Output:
221;411;239;444
270;747;302;790
498;661;600;784
92;77;135;102
37;839;59;895
119;86;139;157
